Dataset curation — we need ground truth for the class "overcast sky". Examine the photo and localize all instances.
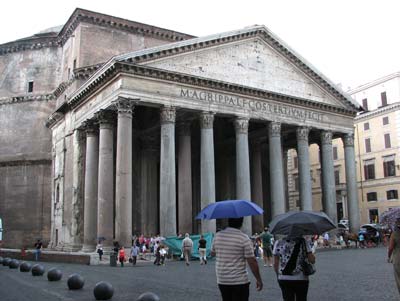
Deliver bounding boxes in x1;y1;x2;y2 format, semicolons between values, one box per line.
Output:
1;0;399;90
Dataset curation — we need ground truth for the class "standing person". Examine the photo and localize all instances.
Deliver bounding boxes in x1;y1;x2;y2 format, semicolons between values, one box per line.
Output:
273;235;316;301
259;227;273;267
130;243;139;266
34;239;42;261
181;233;193;266
198;235;207;265
118;246;126;267
388;218;400;294
159;245;167;265
211;218;263;301
96;241;104;261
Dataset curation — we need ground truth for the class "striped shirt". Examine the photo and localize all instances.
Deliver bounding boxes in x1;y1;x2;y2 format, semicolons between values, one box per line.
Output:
211;227;254;285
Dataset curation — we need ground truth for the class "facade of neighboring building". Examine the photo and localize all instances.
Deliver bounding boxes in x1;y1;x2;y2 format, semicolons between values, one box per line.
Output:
1;8;361;250
288;72;400;226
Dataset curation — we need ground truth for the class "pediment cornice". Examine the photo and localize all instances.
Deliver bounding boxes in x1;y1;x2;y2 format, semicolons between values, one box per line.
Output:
117;27;360;111
65;61;356;117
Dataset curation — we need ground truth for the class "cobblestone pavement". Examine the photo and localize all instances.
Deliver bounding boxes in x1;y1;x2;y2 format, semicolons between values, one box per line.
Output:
0;246;397;300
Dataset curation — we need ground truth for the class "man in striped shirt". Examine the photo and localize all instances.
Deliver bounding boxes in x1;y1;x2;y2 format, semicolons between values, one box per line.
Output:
211;218;263;300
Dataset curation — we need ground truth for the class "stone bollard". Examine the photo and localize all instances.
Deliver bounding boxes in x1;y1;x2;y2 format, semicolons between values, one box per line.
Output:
3;257;11;266
20;262;32;272
31;264;45;276
9;259;20;269
67;273;85;290
47;268;63;281
137;292;160;301
93;281;114;300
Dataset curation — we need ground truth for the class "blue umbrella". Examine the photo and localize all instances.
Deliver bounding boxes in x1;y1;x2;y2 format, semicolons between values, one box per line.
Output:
195;200;263;220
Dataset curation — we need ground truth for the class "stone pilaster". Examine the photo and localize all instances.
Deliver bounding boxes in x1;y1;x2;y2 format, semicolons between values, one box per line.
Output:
268;122;285;217
159;106;177;236
115;98;134;247
82;120;99;252
320;131;337;224
342;133;360;233
95;110;115;248
234;117;252;235
296;127;312;210
200;112;216;234
178;122;193;234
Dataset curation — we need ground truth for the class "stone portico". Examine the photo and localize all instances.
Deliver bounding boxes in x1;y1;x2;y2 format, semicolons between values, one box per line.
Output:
47;25;361;251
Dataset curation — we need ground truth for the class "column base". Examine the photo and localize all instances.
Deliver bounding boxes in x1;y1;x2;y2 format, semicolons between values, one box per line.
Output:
81;244;96;253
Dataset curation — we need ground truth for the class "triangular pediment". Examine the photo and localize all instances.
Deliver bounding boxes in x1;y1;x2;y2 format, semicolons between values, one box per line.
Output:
113;26;359;111
143;37;343;107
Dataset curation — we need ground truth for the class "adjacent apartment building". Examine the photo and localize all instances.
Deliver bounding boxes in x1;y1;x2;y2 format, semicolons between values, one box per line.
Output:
288;72;400;225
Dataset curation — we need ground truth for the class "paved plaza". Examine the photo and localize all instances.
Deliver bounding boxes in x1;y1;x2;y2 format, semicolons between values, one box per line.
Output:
0;246;397;300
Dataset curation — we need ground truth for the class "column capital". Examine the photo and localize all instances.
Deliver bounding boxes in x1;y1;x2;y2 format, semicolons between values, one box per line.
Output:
113;97;136;115
95;110;115;125
81;120;98;135
296;127;310;142
234;117;249;134
200;112;215;129
160;106;176;124
342;133;355;147
268;122;281;137
320;131;333;145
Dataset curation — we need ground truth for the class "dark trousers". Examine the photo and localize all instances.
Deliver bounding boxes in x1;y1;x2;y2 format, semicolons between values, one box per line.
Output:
218;283;250;301
278;280;309;301
132;256;137;265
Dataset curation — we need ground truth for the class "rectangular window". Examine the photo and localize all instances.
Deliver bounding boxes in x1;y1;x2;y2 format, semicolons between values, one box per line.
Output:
383;156;396;177
365;138;371;153
333;146;338;160
334;170;340;185
381;92;388;106
387;190;399;200
73;59;77;70
383;116;389;125
294;175;299;192
367;192;378;202
384;134;391;148
364;122;370;131
362;98;368;111
369;209;379;223
293;156;298;169
364;159;375;180
28;81;34;93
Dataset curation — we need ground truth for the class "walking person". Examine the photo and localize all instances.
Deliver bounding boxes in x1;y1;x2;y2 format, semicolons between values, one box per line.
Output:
198;234;207;265
34;239;42;261
273;235;316;301
96;241;104;261
118;246;126;267
181;233;193;266
259;227;273;267
388;218;400;295
211;217;263;301
130;243;139;265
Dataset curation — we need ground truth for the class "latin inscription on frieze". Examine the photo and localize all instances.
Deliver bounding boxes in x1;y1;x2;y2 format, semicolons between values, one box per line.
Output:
180;88;324;122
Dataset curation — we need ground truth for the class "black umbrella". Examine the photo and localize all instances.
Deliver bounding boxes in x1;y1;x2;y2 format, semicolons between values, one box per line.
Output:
269;210;336;237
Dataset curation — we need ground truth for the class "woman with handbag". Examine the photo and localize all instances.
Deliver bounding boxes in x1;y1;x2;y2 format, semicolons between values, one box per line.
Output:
273;235;316;301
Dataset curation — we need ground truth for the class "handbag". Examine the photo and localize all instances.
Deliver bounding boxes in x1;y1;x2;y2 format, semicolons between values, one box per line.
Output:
128;257;133;263
301;239;316;276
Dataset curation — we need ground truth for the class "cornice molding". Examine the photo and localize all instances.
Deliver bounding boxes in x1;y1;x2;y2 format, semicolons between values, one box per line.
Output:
0;8;194;56
355;102;400;121
67;62;357;117
0;93;54;106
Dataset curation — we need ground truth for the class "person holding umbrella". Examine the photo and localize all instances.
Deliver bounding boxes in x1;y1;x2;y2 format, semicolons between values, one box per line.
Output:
196;200;264;300
269;210;335;301
388;218;400;294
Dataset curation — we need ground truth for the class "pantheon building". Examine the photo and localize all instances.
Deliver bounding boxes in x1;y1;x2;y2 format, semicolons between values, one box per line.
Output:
0;8;361;250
